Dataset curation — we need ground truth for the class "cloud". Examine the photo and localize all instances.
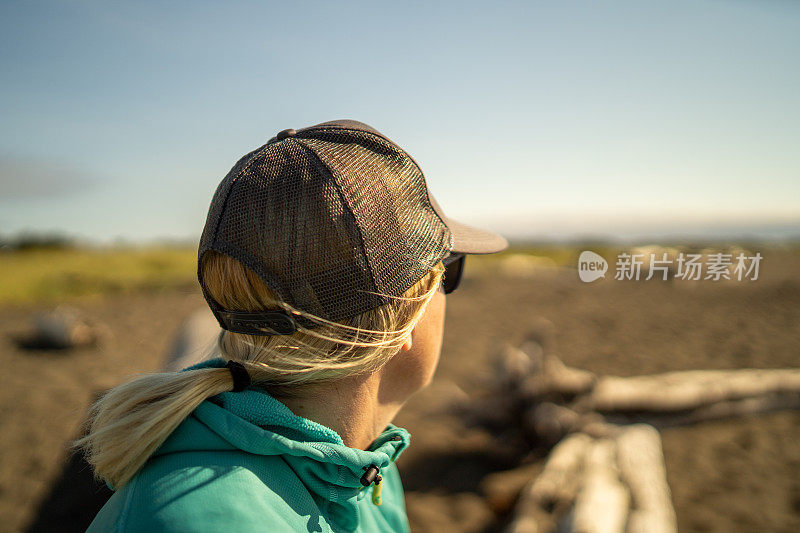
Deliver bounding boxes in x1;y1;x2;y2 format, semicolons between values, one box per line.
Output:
0;155;98;199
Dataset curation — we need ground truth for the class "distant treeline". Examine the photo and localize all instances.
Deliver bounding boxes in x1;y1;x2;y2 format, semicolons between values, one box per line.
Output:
0;232;198;252
0;232;77;251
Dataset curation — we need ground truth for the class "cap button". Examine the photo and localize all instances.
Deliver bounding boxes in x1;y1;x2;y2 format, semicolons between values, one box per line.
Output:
276;128;297;141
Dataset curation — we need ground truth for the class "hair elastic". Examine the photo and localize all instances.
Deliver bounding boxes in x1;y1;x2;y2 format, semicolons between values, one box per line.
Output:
225;360;251;392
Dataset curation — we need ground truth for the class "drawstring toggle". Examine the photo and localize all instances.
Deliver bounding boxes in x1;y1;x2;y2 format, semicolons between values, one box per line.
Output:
360;465;383;506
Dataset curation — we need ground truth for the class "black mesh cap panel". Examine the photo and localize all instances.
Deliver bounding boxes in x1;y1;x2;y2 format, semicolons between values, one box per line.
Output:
198;120;453;328
298;129;451;299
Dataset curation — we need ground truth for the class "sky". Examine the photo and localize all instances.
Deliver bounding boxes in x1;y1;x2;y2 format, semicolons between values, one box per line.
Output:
1;0;798;244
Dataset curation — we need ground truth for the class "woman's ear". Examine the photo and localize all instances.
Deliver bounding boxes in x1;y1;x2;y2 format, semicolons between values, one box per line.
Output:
400;332;413;352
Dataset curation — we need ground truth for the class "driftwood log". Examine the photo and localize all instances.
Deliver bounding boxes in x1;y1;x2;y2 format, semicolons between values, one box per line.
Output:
28;305;105;349
506;433;593;533
478;327;800;533
520;432;592;510
605;392;800;429
581;369;800;412
491;335;800;429
164;307;221;371
615;425;676;533
569;439;629;533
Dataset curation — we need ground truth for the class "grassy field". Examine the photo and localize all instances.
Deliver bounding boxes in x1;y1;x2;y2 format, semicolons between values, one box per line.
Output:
2;243;795;305
0;246;198;305
0;245;541;306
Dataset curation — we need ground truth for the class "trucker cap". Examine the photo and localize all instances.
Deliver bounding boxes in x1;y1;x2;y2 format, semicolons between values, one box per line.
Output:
198;119;507;335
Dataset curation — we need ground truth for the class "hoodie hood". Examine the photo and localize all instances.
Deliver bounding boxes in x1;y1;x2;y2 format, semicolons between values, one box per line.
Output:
154;358;411;530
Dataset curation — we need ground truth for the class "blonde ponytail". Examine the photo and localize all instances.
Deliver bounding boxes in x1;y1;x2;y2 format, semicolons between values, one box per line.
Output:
74;367;235;488
76;250;444;488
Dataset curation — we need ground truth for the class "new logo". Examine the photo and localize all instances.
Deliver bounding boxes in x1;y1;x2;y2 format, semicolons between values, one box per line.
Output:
578;251;607;282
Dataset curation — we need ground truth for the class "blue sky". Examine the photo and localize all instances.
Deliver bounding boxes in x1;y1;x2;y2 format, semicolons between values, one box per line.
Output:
1;0;798;243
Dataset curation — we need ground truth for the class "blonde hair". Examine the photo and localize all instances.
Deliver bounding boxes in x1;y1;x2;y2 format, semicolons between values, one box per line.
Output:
74;250;444;489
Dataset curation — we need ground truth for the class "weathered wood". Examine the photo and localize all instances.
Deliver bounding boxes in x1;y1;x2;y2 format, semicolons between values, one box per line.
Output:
544;354;596;396
32;305;100;349
163;307;221;371
481;462;542;514
525;403;611;444
524;316;558;355
491;332;800;533
583;369;800;412
522;432;593;508
506;503;552;533
495;319;556;387
506;504;552;533
496;343;538;386
615;425;677;533
505;433;592;532
526;403;582;444
609;393;800;429
569;439;629;533
520;354;596;399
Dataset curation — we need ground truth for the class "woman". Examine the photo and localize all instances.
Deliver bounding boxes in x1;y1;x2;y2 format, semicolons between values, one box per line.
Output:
78;119;507;532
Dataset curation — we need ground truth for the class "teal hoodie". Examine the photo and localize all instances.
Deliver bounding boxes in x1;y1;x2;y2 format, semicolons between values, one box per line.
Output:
87;359;412;532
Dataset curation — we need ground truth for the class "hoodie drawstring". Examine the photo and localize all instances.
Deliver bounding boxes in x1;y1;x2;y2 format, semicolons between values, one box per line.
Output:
360;465;383;506
371;477;382;506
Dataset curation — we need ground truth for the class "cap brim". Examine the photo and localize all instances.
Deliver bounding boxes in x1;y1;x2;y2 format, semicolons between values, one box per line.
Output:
444;216;508;254
427;192;508;254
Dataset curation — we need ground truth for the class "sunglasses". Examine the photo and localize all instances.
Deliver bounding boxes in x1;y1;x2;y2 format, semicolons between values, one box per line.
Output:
442;253;465;294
